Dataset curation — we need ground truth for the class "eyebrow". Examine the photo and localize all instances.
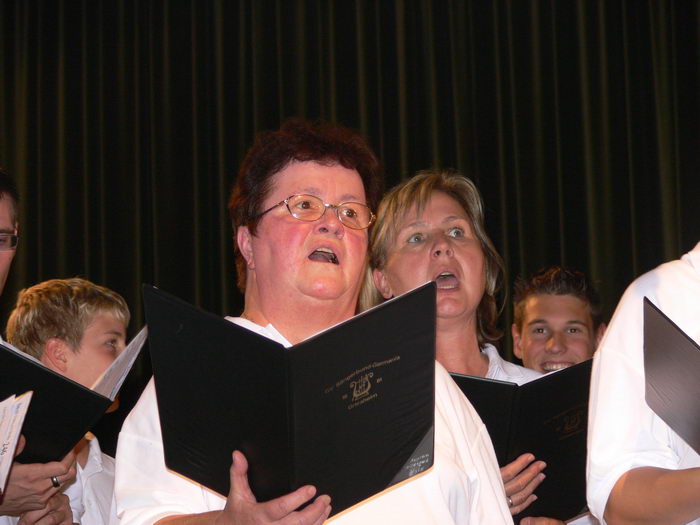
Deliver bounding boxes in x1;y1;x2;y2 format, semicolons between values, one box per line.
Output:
402;216;468;229
527;319;589;327
297;188;363;203
102;329;126;337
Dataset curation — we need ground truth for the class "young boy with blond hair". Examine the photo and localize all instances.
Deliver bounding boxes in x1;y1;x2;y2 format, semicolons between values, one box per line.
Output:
6;277;130;524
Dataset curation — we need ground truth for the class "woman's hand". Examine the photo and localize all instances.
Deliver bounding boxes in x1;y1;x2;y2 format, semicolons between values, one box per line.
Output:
213;450;331;525
500;452;546;515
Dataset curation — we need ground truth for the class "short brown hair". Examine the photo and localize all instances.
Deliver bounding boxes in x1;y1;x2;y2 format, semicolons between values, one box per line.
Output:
6;278;130;359
361;169;504;346
512;266;603;330
227;119;383;292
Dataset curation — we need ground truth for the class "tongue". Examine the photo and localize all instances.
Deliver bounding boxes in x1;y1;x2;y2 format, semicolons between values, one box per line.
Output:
309;250;338;264
436;274;458;288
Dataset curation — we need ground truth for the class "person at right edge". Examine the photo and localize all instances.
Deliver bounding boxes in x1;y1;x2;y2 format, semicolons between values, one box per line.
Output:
587;241;700;524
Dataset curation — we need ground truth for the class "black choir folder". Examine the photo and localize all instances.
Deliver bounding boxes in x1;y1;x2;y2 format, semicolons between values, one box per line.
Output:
0;329;147;464
143;282;436;517
644;298;700;454
450;359;591;521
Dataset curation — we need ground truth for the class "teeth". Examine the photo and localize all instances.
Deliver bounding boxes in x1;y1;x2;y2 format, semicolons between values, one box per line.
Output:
542;363;572;372
317;247;333;253
435;273;458;290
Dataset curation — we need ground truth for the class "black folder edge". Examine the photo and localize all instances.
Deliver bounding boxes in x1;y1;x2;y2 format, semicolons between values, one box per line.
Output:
0;341;111;464
644;297;700;455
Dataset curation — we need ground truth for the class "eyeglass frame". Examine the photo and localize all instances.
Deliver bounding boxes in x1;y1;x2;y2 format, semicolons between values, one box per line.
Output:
253;194;376;230
0;232;18;251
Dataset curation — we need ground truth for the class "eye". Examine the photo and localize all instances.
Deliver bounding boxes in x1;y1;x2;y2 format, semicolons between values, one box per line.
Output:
447;227;465;239
296;199;314;210
531;327;547;335
340;207;358;219
407;232;424;244
567;327;583;334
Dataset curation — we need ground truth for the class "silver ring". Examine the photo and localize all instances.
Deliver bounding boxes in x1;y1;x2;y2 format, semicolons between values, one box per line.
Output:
50;476;60;488
507;496;513;507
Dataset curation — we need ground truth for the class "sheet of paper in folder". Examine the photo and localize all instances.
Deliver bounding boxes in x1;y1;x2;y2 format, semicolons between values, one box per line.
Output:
0;391;32;494
0;328;147;464
451;359;591;521
644;297;700;455
143;282;436;517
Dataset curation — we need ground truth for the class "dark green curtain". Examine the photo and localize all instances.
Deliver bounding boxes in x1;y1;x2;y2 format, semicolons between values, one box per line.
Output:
1;0;699;448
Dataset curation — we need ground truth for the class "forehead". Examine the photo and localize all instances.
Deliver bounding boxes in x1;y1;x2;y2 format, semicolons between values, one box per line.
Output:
268;161;366;203
523;294;593;323
83;311;127;334
0;195;16;228
396;190;471;230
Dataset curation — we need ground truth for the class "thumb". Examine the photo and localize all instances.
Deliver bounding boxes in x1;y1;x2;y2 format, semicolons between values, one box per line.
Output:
229;450;257;504
14;434;26;457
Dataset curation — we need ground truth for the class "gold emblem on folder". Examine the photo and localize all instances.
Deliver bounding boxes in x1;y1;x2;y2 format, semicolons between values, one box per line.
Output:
350;372;374;401
544;402;587;440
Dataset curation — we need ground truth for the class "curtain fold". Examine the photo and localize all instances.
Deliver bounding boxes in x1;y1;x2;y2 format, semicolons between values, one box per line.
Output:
0;0;698;346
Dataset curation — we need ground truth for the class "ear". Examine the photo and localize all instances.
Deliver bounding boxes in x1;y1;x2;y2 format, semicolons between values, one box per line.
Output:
236;226;255;270
372;268;393;299
42;338;70;374
511;323;524;359
594;322;607;347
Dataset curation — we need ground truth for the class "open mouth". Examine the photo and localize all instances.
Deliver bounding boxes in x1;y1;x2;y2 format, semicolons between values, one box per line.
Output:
308;248;339;265
435;272;459;289
542;362;574;372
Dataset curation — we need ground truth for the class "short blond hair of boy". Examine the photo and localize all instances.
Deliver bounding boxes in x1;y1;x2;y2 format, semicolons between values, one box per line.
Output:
6;277;130;359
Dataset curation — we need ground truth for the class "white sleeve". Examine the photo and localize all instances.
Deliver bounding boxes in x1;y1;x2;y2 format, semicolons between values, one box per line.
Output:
586;280;681;522
113;378;225;524
435;363;513;524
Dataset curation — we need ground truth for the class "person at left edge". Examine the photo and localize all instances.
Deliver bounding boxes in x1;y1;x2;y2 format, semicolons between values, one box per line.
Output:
0;168;76;525
113;119;512;524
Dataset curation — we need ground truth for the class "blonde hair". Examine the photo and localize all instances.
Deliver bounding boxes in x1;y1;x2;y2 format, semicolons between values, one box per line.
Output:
6;278;130;359
360;169;504;346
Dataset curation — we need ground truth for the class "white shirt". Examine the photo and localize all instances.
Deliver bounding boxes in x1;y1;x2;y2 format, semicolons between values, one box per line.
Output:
483;344;542;385
0;436;114;525
114;317;513;524
587;242;700;524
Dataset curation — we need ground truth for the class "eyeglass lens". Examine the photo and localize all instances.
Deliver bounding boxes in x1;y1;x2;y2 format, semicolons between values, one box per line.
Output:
0;233;18;251
286;195;372;229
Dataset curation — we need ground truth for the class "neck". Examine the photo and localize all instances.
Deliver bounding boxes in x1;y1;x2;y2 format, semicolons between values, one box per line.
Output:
242;288;357;345
435;315;489;377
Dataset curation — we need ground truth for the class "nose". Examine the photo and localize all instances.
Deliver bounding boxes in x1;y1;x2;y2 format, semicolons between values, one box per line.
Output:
315;205;345;238
432;234;453;258
545;331;565;354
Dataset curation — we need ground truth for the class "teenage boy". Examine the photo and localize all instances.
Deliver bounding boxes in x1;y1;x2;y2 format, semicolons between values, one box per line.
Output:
6;277;130;524
512;266;606;374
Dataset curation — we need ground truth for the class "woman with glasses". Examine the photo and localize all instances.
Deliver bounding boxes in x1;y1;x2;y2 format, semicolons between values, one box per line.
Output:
113;121;512;524
361;170;553;521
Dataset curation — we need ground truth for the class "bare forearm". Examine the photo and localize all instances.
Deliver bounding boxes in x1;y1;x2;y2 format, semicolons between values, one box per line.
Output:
605;466;700;525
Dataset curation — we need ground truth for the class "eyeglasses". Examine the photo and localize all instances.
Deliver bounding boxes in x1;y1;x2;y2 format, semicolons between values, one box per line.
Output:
255;194;376;230
0;233;18;251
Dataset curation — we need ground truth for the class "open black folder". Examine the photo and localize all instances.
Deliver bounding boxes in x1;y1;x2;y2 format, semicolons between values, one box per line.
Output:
644;298;700;454
450;359;591;521
143;282;436;517
0;329;147;464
